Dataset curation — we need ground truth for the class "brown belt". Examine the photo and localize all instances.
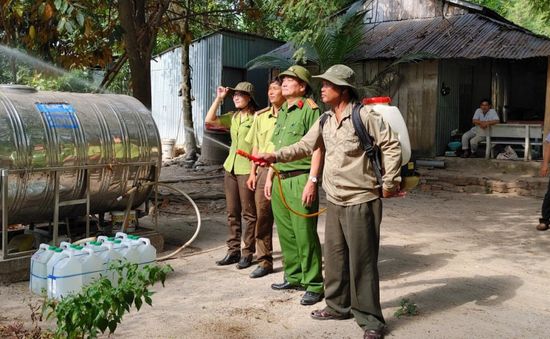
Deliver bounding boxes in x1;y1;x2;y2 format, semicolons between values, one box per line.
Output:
278;170;309;180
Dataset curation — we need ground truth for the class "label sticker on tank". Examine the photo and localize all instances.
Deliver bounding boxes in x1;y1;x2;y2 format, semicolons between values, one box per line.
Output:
35;103;79;129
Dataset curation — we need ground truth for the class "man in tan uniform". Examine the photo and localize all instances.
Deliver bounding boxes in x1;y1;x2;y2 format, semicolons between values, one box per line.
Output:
257;65;402;339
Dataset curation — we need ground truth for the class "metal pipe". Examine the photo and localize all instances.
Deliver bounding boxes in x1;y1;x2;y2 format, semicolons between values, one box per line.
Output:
416;160;446;168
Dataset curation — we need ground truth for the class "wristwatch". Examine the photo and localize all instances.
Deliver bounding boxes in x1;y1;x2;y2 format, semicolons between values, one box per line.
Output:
308;175;318;183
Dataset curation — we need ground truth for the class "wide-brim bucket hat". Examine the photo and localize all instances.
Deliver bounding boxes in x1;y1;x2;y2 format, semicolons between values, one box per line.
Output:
227;81;257;106
312;64;359;98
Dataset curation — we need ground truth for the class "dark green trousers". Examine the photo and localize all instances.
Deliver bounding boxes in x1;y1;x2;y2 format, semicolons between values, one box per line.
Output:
323;199;385;330
271;173;323;293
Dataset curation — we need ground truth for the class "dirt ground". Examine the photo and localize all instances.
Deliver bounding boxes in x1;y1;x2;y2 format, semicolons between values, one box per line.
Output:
2;165;550;338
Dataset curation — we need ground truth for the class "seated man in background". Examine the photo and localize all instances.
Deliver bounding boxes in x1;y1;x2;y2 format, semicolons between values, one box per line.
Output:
461;99;500;158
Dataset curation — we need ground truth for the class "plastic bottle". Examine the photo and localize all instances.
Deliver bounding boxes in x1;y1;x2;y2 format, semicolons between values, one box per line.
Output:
29;244;61;295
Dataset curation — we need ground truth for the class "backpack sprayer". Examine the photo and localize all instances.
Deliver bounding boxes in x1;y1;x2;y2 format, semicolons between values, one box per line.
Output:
236;149;327;218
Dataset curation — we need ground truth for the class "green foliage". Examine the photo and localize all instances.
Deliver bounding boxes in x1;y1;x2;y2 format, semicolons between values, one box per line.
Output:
15;67;98;92
299;2;367;72
471;0;550;37
255;0;357;44
42;261;173;339
248;2;367;73
393;298;419;318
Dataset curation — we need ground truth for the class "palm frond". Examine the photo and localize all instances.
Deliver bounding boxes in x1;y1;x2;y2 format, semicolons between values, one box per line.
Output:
246;54;294;70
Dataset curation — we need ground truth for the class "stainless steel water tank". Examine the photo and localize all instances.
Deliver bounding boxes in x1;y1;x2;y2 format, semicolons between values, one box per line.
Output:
0;85;161;224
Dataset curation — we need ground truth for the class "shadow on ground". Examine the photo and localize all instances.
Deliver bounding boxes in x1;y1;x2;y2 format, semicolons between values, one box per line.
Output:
379;244;455;281
384;274;523;330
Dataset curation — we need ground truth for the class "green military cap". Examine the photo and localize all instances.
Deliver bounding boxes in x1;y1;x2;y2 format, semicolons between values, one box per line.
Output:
278;65;312;87
312;64;358;98
227;81;257;106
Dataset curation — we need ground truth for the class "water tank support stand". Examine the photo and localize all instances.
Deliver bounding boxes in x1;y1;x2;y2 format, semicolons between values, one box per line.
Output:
52;169;91;246
1;169;8;260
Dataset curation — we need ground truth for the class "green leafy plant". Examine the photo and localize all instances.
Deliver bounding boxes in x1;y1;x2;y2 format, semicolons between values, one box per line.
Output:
42;261;173;339
393;298;419;318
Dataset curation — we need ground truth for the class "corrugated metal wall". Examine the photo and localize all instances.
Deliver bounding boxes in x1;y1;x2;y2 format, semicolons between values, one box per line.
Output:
151;47;183;144
352;60;439;157
190;34;223;146
151;31;281;148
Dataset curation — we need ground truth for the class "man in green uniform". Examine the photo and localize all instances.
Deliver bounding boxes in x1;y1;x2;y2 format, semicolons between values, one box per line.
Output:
257;65;402;339
267;65;324;306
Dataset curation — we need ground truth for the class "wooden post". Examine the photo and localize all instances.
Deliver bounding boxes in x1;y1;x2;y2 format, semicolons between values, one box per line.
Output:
544;56;550;139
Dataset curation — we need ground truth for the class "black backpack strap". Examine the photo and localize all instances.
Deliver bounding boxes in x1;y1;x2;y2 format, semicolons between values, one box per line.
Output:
351;103;384;187
319;113;330;129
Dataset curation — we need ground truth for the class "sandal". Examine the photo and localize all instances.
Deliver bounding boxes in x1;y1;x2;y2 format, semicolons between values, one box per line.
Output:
536;223;549;231
310;309;349;320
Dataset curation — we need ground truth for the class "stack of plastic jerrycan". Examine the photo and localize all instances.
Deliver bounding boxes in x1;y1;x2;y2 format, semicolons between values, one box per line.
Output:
30;244;62;295
96;236;125;286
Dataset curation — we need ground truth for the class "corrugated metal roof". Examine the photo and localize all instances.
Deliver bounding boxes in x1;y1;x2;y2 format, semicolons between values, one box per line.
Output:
270;13;550;61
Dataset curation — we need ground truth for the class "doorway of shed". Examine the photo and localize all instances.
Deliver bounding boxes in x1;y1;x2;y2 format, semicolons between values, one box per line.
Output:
435;58;546;155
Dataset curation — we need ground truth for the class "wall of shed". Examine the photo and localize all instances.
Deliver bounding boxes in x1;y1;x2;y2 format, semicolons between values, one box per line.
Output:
351;60;439;157
365;0;467;23
151;32;281;147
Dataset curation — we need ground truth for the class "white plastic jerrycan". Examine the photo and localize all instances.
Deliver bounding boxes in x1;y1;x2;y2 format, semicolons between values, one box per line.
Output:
30;244;61;295
126;235;157;268
364;97;411;166
47;245;87;299
94;237;125;286
79;244;104;287
83;241;111;279
114;232;140;264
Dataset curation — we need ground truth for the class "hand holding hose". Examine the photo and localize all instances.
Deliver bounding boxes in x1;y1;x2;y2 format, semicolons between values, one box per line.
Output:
253;153;276;167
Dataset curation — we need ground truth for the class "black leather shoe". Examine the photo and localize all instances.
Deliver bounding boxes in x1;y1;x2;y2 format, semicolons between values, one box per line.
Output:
300;291;324;305
271;280;305;291
236;256;252;269
215;253;240;266
249;266;273;278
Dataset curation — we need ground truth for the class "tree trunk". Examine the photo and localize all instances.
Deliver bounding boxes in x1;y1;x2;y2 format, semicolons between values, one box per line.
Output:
118;0;169;109
181;5;198;160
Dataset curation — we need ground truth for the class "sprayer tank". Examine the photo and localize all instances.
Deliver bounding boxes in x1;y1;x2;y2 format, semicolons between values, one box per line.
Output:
0;85;161;224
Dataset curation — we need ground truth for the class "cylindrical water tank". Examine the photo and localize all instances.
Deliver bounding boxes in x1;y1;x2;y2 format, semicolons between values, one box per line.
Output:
0;85;161;224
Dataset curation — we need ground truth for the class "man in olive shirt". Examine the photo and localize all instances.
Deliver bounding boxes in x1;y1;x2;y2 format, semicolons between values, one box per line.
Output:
257;65;401;339
268;65;325;306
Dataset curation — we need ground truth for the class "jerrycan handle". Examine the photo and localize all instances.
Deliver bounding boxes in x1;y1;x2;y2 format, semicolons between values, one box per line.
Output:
59;241;71;249
140;238;151;246
97;236;108;243
39;243;50;251
115;232;128;240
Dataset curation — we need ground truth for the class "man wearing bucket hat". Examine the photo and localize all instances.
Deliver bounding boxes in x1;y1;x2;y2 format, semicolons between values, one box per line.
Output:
265;65;325;306
205;81;259;269
256;65;402;339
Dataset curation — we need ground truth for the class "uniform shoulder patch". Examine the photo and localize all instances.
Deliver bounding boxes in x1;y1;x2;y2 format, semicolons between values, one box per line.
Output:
305;98;318;109
255;107;270;116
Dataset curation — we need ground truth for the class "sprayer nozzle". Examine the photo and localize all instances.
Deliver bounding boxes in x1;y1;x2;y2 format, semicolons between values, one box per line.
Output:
236;149;270;165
